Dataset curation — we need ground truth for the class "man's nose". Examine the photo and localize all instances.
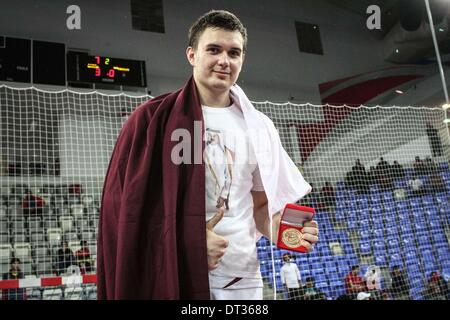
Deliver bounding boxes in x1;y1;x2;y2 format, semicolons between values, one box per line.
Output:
217;52;230;67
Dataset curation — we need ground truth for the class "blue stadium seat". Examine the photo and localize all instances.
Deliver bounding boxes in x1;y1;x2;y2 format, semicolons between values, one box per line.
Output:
359;219;371;230
421;249;436;263
386;226;399;238
439;162;449;171
345;252;357;261
410;286;424;300
437;247;450;260
373;240;385;251
359;241;372;255
373;228;384;238
411;211;424;223
422;195;435;207
375;255;387;266
387;236;400;247
271;249;282;260
324;261;337;274
409;197;421;207
418;243;433;252
397;210;410;221
413;222;427;232
435;192;448;205
329;280;345;298
359;229;371;241
417;235;429;247
389;252;403;266
347;220;358;230
257;249;268;261
400;224;413;236
402;236;416;248
300;268;311;280
310;262;323;270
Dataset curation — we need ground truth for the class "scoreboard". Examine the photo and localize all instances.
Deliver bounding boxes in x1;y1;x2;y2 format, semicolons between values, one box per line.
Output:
0;36;31;83
67;51;147;87
0;36;147;88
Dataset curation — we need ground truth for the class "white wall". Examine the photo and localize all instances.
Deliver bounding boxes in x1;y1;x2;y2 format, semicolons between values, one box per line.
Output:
0;0;389;103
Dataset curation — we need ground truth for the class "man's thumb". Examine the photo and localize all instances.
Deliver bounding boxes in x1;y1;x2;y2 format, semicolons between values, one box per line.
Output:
206;207;224;230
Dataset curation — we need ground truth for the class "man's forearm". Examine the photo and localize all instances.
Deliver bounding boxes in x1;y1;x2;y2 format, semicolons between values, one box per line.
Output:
254;205;281;243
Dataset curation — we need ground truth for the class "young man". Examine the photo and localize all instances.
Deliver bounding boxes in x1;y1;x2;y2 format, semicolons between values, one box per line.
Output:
97;10;318;300
280;253;302;300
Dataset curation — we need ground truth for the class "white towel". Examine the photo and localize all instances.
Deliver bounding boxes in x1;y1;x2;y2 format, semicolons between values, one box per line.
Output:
230;84;312;217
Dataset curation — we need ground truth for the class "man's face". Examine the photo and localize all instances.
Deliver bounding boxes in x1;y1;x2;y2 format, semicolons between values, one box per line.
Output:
187;28;244;96
11;261;20;271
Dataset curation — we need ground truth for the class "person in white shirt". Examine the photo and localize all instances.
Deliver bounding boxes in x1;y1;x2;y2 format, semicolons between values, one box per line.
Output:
408;174;424;196
280;253;302;300
365;265;382;291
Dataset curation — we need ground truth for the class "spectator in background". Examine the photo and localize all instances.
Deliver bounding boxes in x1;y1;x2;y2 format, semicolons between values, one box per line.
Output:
302;276;326;300
408;174;424;197
56;241;76;276
345;265;366;299
391;161;405;180
280;253;302;300
428;172;447;193
366;166;377;186
429;271;450;299
365;265;382;292
424;157;438;174
75;240;92;274
22;190;45;218
376;158;394;191
381;290;392;300
413;156;426;176
321;182;336;210
390;266;410;300
347;160;368;194
2;258;26;300
423;273;447;300
426;123;443;158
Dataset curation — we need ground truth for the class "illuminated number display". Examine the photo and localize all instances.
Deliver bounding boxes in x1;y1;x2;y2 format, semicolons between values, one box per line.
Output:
67;51;147;87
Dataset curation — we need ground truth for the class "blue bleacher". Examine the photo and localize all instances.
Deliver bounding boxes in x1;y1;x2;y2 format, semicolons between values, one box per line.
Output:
258;164;450;300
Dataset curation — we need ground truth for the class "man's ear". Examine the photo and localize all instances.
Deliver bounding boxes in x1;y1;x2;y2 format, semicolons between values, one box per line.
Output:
186;47;195;66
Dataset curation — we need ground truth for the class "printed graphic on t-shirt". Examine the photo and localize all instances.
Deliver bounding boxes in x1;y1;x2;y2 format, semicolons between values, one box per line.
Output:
204;128;235;210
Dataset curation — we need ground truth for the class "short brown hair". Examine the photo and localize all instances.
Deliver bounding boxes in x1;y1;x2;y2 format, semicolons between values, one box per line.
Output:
188;10;248;52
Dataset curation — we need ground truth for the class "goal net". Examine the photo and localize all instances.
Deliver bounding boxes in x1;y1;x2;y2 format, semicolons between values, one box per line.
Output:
0;85;449;300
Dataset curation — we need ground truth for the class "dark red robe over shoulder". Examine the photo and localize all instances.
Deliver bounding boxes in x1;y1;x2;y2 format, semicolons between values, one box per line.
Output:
97;77;209;299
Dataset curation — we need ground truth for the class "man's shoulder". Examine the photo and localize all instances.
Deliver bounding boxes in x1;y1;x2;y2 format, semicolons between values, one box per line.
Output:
127;90;181;122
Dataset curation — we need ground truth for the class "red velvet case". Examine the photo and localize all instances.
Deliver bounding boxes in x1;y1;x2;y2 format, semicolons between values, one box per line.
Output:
276;204;315;253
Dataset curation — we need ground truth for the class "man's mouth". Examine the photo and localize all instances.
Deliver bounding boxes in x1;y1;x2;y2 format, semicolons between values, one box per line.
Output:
213;71;231;76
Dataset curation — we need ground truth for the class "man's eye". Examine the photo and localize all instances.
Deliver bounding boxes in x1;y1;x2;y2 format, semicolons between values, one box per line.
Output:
208;48;219;53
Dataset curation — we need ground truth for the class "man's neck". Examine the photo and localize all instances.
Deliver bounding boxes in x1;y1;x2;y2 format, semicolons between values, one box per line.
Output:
197;83;231;108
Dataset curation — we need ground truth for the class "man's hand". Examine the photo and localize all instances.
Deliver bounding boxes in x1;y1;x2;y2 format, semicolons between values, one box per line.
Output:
206;207;228;270
299;220;319;253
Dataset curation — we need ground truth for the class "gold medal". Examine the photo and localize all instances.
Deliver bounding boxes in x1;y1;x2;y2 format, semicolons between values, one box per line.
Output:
281;228;302;248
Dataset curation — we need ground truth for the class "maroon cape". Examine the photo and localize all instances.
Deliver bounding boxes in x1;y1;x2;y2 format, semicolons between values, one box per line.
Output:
97;77;209;299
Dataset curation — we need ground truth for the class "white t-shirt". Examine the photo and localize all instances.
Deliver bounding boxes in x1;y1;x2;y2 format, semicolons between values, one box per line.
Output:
280;262;301;288
203;103;265;289
408;178;423;191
